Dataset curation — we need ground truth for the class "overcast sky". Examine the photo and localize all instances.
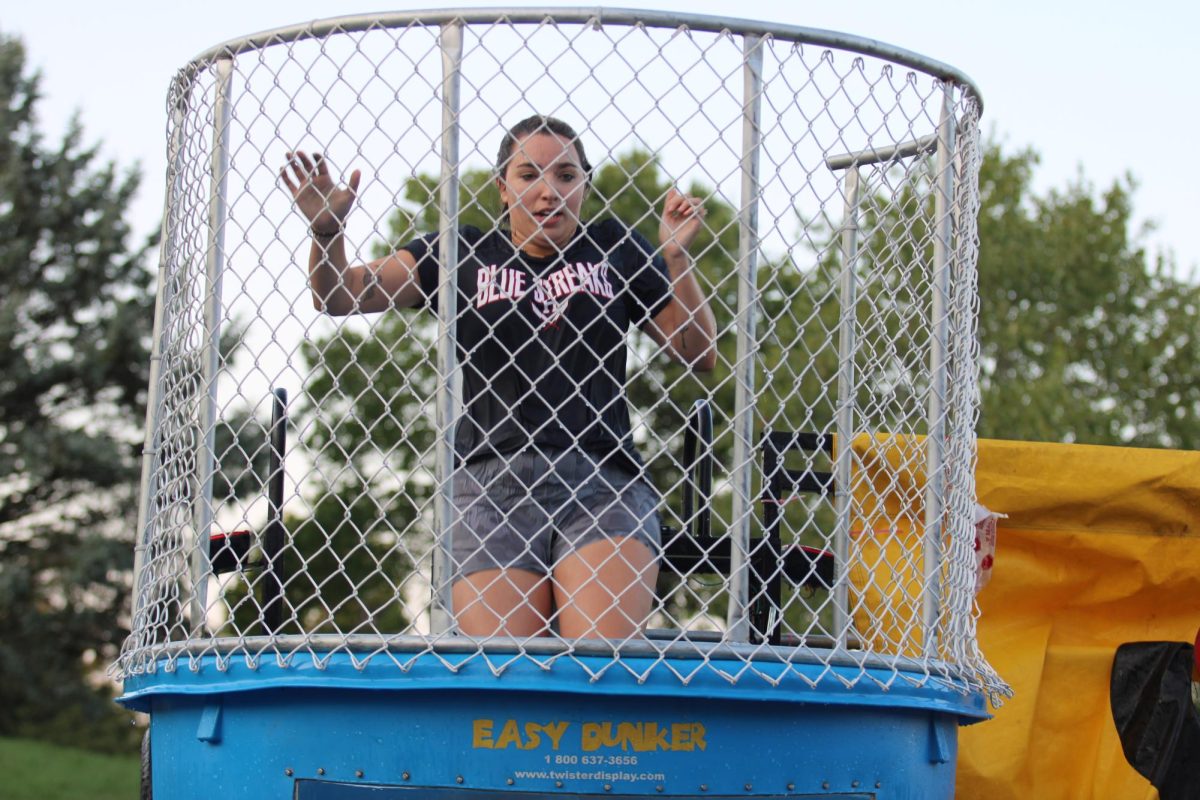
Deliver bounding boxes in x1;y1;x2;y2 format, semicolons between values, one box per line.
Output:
5;1;1197;274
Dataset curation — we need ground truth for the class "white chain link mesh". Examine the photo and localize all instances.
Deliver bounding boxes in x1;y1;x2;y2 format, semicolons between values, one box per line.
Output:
116;11;1007;703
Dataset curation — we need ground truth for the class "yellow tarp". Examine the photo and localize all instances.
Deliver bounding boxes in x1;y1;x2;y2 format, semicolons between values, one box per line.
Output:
957;439;1200;799
845;433;931;656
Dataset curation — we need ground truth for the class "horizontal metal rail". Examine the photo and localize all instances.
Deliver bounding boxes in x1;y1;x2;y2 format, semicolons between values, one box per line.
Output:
824;134;939;171
132;634;980;690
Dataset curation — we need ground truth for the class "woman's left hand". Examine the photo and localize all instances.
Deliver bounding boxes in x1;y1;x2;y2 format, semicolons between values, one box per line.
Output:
658;187;706;256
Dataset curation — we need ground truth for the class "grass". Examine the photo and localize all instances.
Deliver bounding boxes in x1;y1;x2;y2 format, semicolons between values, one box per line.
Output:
0;736;139;800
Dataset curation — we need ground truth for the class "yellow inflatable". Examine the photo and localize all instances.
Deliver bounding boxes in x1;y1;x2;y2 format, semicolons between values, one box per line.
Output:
958;439;1200;799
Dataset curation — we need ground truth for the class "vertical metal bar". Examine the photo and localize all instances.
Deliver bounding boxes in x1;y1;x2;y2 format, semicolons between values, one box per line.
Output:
757;431;783;644
696;401;713;541
923;83;957;657
131;79;190;647
946;135;977;642
681;399;714;541
431;21;463;635
260;388;288;634
833;167;861;648
725;34;764;642
188;56;234;633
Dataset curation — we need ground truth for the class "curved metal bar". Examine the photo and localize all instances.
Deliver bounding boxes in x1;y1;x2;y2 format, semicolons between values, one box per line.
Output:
128;634;985;692
182;7;983;108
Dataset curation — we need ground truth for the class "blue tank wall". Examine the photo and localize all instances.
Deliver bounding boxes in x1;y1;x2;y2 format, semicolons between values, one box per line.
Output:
121;652;987;799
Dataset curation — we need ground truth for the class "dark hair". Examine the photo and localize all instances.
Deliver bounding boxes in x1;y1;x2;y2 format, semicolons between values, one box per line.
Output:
494;115;592;224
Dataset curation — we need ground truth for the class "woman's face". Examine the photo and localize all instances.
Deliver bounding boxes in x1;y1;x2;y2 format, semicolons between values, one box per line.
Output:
497;132;587;258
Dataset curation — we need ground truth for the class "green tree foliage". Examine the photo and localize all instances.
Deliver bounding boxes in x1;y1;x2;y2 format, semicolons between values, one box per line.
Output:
0;32;152;751
284;138;1199;636
975;144;1200;448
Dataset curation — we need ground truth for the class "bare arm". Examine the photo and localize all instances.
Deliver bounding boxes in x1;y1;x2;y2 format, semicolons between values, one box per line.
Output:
282;151;425;315
306;229;424;315
643;188;718;371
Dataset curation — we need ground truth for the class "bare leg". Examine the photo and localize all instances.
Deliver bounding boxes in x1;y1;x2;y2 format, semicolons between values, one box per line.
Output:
453;568;552;637
553;537;658;639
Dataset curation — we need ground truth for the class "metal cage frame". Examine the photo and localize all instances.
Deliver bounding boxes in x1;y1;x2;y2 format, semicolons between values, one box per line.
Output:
117;7;1004;708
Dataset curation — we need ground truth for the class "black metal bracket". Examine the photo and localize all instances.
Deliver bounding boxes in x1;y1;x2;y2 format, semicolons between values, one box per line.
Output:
206;387;289;635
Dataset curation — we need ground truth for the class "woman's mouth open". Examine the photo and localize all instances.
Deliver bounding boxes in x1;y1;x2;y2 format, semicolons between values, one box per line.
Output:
534;208;565;226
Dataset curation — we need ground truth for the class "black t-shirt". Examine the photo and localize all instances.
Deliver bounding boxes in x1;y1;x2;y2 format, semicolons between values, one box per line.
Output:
401;219;673;470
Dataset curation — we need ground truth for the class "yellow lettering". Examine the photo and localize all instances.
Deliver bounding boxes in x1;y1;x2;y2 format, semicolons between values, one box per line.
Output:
616;722;640;752
582;722;620;751
579;720;704;752
603;723;620;748
472;719;494;749
670;722;692;751
581;722;603;751
495;719;522;750
543;721;569;750
522;722;542;751
641;722;669;751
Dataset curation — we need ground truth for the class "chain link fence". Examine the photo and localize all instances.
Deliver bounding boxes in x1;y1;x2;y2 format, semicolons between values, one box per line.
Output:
115;10;1007;703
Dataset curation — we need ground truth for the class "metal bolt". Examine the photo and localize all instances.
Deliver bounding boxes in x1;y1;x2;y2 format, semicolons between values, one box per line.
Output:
402;772;410;781
456;776;464;785
875;781;883;789
700;785;708;792
787;784;795;792
745;784;753;791
822;781;830;790
284;768;294;777
355;771;364;779
656;787;664;794
555;781;564;788
317;768;326;776
506;778;515;786
852;781;860;788
604;784;613;792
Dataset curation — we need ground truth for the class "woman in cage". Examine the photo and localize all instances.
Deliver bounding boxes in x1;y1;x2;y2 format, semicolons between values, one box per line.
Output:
282;115;716;639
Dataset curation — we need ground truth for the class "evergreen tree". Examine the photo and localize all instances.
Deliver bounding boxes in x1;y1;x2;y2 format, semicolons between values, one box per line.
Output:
0;32;153;751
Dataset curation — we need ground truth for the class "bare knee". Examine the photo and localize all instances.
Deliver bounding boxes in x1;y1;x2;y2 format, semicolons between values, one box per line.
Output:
453;568;553;638
553;537;659;639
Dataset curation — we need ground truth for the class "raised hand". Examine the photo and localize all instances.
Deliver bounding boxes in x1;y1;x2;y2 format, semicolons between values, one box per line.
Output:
658;187;707;255
280;151;362;234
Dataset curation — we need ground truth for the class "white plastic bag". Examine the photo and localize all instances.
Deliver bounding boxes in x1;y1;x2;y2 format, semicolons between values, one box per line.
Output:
973;504;1004;593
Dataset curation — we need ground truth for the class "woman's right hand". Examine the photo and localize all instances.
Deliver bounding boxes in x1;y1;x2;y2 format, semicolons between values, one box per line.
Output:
280;151;362;234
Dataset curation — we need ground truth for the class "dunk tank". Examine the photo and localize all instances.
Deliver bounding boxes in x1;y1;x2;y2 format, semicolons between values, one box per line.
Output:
115;9;1010;798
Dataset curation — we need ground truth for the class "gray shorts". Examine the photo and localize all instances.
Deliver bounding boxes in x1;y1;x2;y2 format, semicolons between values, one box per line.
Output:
450;449;661;579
